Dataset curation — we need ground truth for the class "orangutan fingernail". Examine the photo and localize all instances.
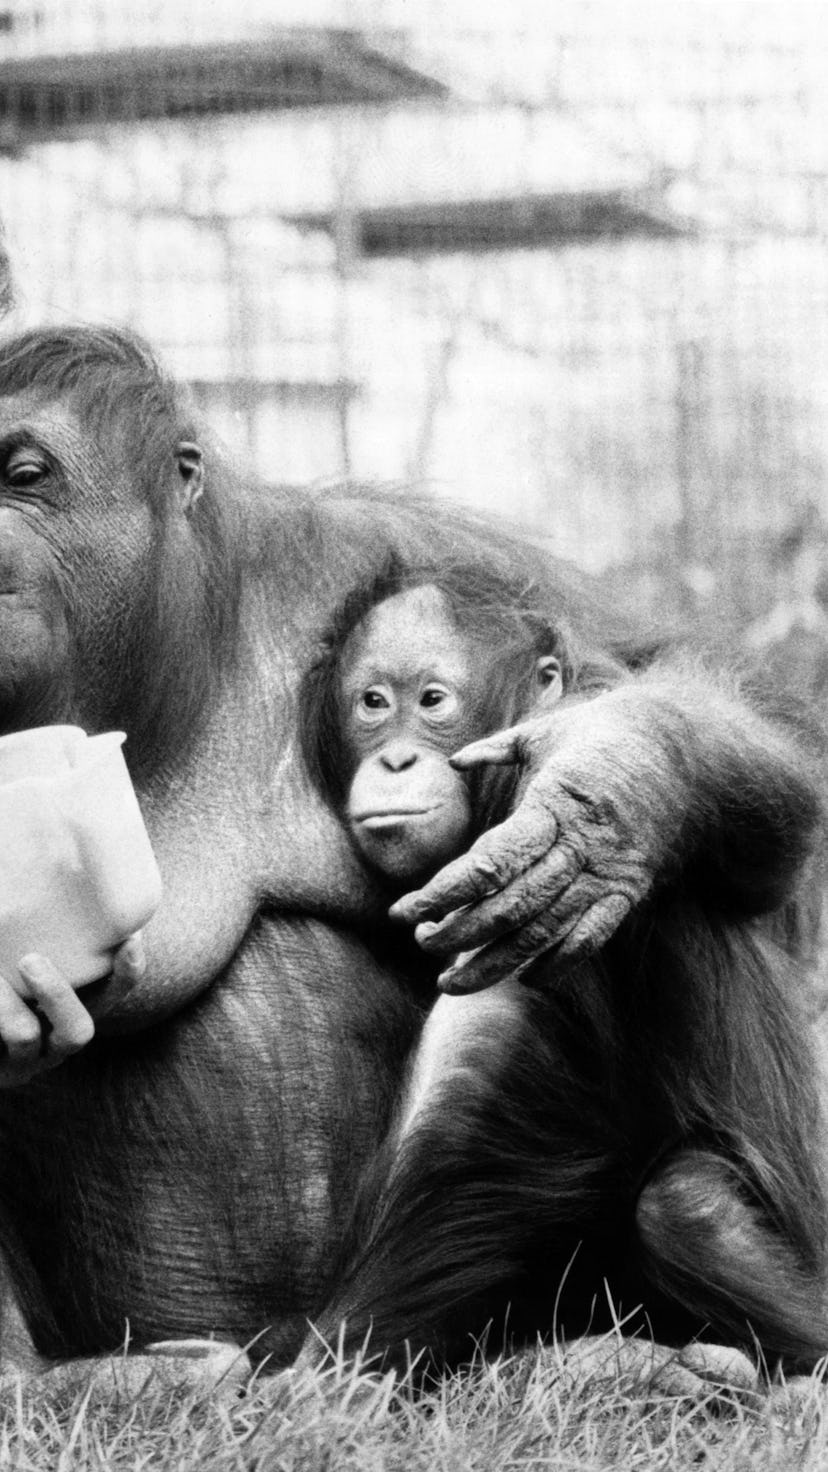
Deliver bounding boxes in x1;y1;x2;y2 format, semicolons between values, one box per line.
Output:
417;921;439;939
437;970;468;994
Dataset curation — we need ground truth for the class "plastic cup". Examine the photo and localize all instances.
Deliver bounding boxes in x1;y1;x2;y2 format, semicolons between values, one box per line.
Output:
0;726;162;991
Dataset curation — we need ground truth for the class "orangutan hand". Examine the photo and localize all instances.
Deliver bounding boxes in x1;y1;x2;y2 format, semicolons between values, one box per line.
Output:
0;933;145;1085
390;695;675;994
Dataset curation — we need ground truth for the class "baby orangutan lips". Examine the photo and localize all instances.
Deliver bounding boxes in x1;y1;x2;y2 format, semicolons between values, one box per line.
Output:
357;809;434;831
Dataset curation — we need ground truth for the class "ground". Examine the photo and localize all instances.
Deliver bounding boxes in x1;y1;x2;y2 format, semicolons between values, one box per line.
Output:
4;1332;828;1471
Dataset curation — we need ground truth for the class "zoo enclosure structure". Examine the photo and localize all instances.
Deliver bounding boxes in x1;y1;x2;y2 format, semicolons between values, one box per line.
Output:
0;2;827;635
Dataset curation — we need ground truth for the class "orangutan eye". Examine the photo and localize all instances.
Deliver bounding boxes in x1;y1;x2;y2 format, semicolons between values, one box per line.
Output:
420;685;458;719
4;452;49;489
356;686;393;722
420;686;446;708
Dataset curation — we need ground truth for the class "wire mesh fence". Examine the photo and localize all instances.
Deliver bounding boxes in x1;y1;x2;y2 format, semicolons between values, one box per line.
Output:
1;0;827;637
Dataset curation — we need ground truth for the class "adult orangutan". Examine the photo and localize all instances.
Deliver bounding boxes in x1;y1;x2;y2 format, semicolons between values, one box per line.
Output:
0;324;824;1383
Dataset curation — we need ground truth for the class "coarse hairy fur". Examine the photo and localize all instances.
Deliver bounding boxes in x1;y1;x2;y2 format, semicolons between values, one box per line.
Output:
0;322;827;1391
312;901;828;1372
289;545;828;1375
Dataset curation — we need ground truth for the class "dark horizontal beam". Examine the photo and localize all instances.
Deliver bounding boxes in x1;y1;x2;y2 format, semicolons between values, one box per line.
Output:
0;31;448;143
291;189;690;256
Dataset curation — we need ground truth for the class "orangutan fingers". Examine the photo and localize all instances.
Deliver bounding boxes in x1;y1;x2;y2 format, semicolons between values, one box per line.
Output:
436;882;635;994
552;893;633;962
451;710;565;772
413;845;580;955
0;973;43;1078
437;910;568;994
16;954;95;1064
390;802;560;926
507;880;634;976
449;725;530;769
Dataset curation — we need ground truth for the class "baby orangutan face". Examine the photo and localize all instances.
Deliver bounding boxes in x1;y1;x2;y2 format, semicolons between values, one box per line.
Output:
339;585;561;885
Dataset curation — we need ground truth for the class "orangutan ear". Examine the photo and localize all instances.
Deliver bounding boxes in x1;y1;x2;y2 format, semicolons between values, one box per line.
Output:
176;441;204;514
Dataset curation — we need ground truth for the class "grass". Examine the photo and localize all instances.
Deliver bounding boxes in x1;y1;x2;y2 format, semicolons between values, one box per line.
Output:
2;1333;828;1472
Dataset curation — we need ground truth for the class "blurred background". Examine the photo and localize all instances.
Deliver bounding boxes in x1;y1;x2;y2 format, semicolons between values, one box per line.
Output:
1;0;827;664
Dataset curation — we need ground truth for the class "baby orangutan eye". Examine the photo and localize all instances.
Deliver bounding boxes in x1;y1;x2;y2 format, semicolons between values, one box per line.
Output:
420;685;459;720
420;686;447;707
356;686;393;722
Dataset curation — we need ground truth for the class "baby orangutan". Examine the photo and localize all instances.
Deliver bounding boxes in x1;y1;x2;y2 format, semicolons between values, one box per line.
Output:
298;556;828;1378
300;559;566;889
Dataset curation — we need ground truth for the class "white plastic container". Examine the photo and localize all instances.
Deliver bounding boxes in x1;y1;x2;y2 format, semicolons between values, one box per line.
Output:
0;725;162;990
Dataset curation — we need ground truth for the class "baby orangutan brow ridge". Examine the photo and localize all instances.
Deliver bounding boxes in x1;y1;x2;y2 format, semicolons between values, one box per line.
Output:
339;583;563;885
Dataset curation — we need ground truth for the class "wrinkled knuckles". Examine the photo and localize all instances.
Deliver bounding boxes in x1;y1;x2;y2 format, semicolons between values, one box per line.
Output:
558;895;632;958
414;916;462;952
553;836;587;876
542;843;580;881
507;915;561;965
469;852;515;893
586;848;653;898
418;904;509;953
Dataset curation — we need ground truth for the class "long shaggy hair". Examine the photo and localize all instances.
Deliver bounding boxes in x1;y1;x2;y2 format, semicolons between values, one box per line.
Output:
313;901;828;1372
